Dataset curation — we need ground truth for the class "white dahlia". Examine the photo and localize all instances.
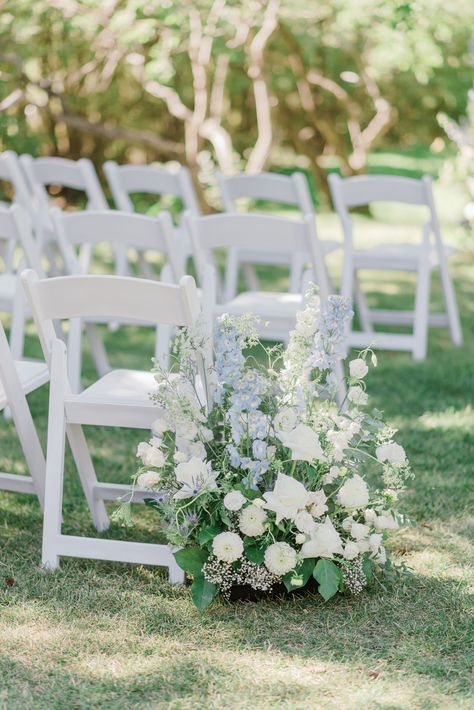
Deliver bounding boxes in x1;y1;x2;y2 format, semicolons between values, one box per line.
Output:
212;532;244;563
239;505;267;537
264;542;297;576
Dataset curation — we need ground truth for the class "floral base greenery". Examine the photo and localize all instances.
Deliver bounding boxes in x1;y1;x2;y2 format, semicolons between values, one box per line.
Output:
118;287;413;610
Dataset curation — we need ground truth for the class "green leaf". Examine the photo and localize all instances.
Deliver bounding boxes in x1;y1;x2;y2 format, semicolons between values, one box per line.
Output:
362;555;374;583
283;558;315;592
174;547;208;576
313;559;341;601
245;545;265;564
197;525;221;546
191;575;218;611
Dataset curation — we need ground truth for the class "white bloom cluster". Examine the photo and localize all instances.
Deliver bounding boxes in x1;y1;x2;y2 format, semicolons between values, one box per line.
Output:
132;294;411;609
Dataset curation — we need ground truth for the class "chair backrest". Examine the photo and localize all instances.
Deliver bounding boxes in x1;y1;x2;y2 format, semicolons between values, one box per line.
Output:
104;161;200;216
186;212;329;300
0;204;44;277
0;151;33;212
217;171;314;215
328;173;439;246
21;270;201;368
50;209;183;280
20;156;108;213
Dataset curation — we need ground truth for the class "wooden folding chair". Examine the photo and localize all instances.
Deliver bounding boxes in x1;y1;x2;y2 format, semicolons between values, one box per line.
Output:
217;171;340;300
329;174;463;360
22;270;204;580
104;161;200;277
0;321;48;507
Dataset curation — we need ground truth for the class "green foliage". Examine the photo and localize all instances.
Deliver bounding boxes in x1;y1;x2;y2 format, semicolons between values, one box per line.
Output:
191;575;219;610
283;558;315;592
313;559;342;601
0;0;471;204
174;547;209;576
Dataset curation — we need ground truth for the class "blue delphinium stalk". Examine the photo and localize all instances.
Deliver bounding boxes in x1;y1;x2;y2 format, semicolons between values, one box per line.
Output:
307;295;353;374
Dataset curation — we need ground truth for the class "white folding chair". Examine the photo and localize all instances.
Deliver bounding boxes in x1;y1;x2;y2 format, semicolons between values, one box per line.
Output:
19;155;109;271
50;208;184;393
329;174;463;360
104;161;200;276
0;321;48;508
217;171;340;301
0;150;34;213
0;204;45;359
22;270;204;580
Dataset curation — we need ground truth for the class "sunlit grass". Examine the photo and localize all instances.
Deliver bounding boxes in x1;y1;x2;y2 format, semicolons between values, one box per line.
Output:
0;201;473;708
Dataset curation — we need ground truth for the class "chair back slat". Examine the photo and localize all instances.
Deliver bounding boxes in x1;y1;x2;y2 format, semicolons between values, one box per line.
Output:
20;156;108;210
22;271;198;330
329;174;429;209
104;162;200;215
218;171;313;214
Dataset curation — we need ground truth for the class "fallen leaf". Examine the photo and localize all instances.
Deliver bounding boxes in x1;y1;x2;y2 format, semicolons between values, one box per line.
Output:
4;577;15;587
368;670;379;679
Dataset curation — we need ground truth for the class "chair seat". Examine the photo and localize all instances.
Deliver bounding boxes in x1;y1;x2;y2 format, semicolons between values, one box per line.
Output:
65;368;205;428
0;359;49;410
353;243;456;271
215;291;303;319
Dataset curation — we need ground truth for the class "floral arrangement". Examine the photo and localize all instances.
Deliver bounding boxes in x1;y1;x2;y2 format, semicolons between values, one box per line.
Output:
128;289;412;609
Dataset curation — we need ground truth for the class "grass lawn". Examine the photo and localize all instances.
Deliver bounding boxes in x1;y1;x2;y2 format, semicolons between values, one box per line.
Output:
0;202;473;709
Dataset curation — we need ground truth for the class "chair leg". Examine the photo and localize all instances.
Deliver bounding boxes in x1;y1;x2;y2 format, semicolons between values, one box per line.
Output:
354;273;373;333
242;264;259;292
438;258;463;346
223;247;240;302
412;258;431;361
334;359;347;410
67;423;109;532
9;293;26;360
85;324;111;378
67;318;83;394
42;342;67;570
155;324;172;370
168;558;185;585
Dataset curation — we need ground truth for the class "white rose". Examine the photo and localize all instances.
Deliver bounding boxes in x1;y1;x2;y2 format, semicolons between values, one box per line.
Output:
364;508;377;524
274;407;298;432
212;532;244;563
252;498;265;508
357;538;371;553
295;533;307;545
337;474;369;510
342;516;355;532
369;533;383;554
348;386;368;406
349;358;369;379
263;473;310;523
295;510;317;534
307;490;328;518
376;443;406;467
278;424;326;463
137;471;161;489
136;442;165;468
223;491;246;512
323;466;341;485
350;522;370;541
173;451;188;464
151;418;168;436
264;542;297;576
343;541;360;560
374;512;399;531
239;505;267;537
175;419;198;440
174;457;218;500
301;518;344;559
188;441;207;460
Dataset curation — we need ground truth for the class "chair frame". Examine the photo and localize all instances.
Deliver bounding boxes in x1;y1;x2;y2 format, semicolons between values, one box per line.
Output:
0;204;45;359
0;321;47;508
22;270;204;580
50;208;182;392
329;173;463;360
104;161;200;277
217;171;335;300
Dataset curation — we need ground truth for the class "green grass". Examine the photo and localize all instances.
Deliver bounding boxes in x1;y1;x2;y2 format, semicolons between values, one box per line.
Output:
1;203;473;709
